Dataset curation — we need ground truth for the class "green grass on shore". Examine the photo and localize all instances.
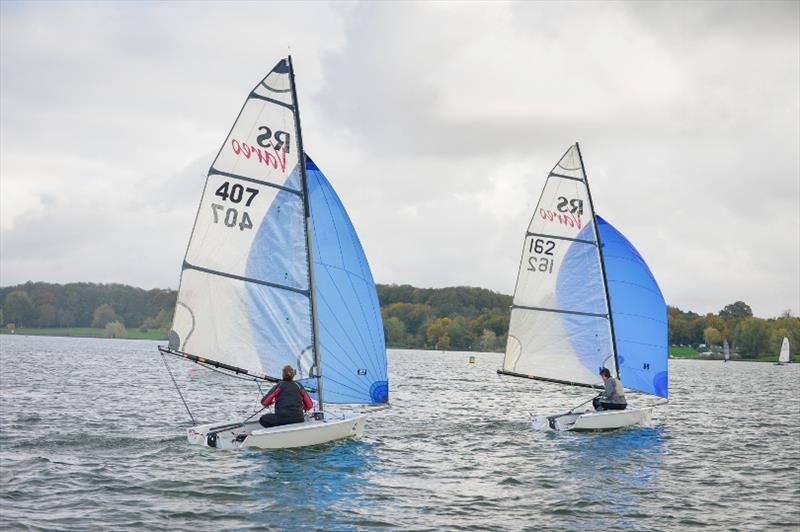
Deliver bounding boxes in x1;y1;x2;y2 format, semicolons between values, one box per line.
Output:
0;327;167;341
669;346;698;358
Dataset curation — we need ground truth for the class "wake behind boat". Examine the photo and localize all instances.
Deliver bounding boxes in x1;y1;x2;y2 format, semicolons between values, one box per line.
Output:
158;56;388;449
497;144;668;432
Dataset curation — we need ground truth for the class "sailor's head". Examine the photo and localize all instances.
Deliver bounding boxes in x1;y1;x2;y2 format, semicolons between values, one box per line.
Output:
599;367;611;381
282;365;296;380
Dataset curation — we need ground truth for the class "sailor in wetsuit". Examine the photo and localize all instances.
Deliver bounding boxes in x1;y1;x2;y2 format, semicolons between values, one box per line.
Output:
592;367;627;411
259;365;314;427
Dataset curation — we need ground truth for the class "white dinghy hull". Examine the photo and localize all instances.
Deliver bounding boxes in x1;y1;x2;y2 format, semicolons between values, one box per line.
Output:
188;413;367;450
532;407;652;432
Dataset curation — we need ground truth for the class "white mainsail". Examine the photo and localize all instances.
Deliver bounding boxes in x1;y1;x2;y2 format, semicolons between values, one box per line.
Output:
723;339;730;361
169;59;313;380
779;337;791;364
502;145;614;387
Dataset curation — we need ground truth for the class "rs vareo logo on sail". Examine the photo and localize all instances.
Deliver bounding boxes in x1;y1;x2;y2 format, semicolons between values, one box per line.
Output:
229;125;292;173
539;196;585;229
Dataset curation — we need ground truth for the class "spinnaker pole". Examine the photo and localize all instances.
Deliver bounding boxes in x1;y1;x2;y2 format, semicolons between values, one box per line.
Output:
575;142;620;379
288;55;325;414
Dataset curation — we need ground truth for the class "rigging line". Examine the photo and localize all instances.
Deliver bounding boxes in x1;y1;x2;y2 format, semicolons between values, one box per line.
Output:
495;370;536;422
159;349;196;425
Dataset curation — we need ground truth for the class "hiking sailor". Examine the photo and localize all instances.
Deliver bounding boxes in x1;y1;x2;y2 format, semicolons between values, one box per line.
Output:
259;365;314;427
592;367;627;411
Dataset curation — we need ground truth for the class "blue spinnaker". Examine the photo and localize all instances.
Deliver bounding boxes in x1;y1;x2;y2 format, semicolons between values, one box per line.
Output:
244;164;314;379
597;216;668;398
306;157;388;404
557;222;614;375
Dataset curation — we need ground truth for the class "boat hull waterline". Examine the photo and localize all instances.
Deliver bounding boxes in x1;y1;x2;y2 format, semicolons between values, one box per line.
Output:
531;407;652;432
188;412;367;450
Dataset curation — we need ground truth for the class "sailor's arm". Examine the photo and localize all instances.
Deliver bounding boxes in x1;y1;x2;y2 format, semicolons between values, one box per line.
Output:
261;385;280;407
300;387;313;411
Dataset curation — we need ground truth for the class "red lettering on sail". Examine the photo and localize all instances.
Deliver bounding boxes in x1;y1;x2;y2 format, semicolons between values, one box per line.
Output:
228;138;288;173
539;208;582;229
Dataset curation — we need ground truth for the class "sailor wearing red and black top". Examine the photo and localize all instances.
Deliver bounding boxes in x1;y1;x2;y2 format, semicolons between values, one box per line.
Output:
259;365;314;428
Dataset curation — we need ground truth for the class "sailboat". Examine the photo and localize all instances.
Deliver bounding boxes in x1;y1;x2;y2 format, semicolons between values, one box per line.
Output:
776;337;791;365
723;339;730;362
158;57;388;449
497;144;668;431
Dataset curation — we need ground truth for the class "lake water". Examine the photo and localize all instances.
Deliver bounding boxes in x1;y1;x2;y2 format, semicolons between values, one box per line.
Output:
1;335;798;531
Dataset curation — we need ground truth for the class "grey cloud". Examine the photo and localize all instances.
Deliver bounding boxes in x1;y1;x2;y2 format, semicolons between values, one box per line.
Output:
1;1;798;318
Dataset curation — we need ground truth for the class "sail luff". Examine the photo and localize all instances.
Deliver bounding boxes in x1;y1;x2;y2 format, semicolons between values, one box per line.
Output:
288;55;325;411
575;142;620;379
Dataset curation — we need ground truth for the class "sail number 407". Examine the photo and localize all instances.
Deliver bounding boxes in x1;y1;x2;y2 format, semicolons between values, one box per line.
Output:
527;238;556;274
211;203;253;231
210;181;259;231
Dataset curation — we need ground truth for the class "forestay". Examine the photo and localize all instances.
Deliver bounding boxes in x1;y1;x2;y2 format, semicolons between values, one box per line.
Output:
307;157;388;404
597;216;668;398
503;145;614;387
169;59;314;380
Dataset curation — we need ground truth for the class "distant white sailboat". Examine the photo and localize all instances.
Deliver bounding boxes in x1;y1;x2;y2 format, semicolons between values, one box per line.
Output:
723;339;730;363
497;144;668;431
158;57;388;449
776;337;791;365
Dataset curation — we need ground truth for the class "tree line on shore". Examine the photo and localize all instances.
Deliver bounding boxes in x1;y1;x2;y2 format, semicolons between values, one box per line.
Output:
1;281;797;357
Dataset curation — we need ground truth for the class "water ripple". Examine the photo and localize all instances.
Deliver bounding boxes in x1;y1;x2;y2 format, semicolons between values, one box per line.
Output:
1;336;799;530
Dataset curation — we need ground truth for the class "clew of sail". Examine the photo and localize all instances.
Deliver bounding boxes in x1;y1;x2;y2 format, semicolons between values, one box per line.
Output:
307;157;388;404
169;59;313;380
502;145;613;387
597;216;668;398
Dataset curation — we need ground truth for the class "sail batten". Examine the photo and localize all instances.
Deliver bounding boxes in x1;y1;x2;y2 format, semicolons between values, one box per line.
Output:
208;168;303;195
249;93;294;109
182;262;310;295
511;304;608;319
549;172;585;182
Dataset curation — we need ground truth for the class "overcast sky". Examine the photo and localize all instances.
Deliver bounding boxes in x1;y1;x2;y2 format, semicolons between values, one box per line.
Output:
1;1;798;318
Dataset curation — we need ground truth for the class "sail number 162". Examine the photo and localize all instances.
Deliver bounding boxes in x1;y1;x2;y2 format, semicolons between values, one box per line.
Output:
527;238;556;274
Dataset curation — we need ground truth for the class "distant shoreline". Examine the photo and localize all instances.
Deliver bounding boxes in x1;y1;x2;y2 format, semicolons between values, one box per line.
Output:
1;328;794;363
0;327;166;342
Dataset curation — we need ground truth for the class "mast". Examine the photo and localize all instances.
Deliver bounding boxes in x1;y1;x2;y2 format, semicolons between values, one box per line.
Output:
576;142;620;379
288;55;325;413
